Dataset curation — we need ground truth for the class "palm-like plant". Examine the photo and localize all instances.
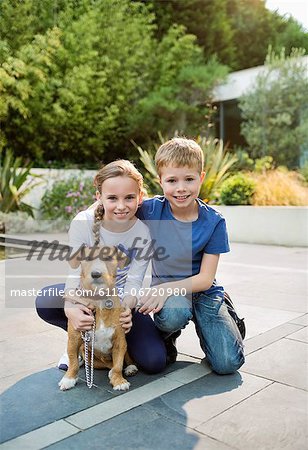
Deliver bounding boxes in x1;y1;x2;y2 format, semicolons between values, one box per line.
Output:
197;137;238;202
135;135;237;202
0;150;42;217
132;138;162;196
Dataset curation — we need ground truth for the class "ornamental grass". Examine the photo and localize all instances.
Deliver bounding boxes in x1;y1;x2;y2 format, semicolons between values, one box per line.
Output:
252;169;308;206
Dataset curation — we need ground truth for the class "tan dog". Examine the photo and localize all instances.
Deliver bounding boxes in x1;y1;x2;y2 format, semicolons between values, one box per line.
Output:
59;246;137;391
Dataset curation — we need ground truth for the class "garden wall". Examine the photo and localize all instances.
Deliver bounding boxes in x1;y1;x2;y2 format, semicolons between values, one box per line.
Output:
23;170;307;247
214;206;308;247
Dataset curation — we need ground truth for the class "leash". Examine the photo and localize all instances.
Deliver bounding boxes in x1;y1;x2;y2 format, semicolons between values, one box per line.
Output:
81;317;96;388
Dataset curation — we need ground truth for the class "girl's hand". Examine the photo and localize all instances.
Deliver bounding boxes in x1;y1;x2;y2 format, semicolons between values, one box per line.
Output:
64;302;95;331
122;295;138;310
138;288;168;315
120;307;132;334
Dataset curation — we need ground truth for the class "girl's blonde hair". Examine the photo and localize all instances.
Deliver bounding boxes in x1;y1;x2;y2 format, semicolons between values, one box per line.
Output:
93;160;143;245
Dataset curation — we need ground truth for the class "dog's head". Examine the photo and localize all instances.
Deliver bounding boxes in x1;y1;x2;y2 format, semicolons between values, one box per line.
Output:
80;246;129;293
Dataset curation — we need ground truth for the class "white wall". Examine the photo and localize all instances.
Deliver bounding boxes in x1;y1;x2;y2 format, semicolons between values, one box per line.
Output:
214;206;308;247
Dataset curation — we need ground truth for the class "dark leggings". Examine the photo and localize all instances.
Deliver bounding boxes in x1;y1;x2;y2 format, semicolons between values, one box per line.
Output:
35;284;167;374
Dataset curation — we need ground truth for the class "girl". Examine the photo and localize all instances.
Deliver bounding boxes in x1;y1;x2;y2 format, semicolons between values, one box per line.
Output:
36;160;167;374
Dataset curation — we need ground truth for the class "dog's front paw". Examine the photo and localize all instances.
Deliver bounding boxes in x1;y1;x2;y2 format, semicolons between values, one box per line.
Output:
124;364;138;376
58;376;78;391
113;380;130;391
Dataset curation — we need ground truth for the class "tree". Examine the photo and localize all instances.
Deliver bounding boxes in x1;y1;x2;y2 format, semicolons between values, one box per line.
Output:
0;0;156;163
139;0;308;71
239;49;308;168
1;0;228;164
129;25;228;141
140;0;236;67
271;15;308;56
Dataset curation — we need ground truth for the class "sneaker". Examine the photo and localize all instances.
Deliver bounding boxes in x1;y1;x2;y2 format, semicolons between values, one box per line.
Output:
164;330;181;364
57;352;84;371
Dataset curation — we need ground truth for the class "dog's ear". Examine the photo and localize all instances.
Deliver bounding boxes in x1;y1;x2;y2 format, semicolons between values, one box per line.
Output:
116;249;131;269
69;244;89;268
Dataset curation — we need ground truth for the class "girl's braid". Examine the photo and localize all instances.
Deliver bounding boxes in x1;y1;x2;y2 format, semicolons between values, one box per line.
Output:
93;203;104;245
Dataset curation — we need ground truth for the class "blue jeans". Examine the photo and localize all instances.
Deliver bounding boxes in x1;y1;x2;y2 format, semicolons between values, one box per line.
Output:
154;292;245;375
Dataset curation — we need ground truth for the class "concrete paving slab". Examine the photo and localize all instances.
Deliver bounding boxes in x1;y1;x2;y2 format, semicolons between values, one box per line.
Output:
64;363;212;431
237;304;302;339
242;338;308;390
222;275;307;314
65;377;183;430
177;321;204;359
86;360;193;395
195;382;308;450
0;329;67;380
48;405;234;450
285;326;308;343
219;245;307;314
144;372;271;429
244;322;303;355
220;243;307;272
0;420;79;450
1;242;307;449
290;314;308;326
0;368;112;443
0;360;200;445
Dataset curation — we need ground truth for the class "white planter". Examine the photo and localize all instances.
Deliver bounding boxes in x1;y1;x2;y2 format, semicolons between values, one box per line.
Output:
213;206;308;247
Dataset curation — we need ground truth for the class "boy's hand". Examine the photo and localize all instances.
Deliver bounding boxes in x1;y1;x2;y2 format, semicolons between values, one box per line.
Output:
120;307;132;334
138;288;168;315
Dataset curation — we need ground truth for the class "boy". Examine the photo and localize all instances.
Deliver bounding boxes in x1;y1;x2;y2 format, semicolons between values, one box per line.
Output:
137;138;245;374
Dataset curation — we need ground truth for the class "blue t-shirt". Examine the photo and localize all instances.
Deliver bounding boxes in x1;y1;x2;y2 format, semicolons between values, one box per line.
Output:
137;196;230;296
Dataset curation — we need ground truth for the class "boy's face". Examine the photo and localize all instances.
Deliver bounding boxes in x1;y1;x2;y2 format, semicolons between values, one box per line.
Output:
159;165;205;211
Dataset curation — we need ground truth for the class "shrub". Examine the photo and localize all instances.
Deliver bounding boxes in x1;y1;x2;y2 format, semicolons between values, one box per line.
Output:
220;173;256;205
231;148;255;173
254;156;274;173
252;169;308;206
41;176;96;220
0;149;42;217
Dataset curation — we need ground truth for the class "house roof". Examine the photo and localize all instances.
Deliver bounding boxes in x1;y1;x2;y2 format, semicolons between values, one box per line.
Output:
213;55;308;102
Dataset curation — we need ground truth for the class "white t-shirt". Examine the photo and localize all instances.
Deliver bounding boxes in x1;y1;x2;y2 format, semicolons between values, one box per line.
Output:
65;208;151;299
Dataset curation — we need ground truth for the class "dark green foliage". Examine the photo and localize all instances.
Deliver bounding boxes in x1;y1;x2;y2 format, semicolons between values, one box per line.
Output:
220;173;256;205
0;0;228;165
142;0;308;70
1;0;307;166
40;176;96;220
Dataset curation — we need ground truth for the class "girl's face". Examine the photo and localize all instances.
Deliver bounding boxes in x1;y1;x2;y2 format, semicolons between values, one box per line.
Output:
96;176;142;223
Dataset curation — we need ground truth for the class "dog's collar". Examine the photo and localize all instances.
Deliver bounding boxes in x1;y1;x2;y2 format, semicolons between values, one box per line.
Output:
64;293;115;309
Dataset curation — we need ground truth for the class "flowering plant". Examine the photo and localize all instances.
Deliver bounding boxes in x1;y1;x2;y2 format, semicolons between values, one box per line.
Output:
41;177;96;220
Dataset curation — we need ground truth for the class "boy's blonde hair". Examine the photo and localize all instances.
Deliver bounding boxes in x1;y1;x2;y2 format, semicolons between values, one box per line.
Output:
93;160;143;244
155;138;204;175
